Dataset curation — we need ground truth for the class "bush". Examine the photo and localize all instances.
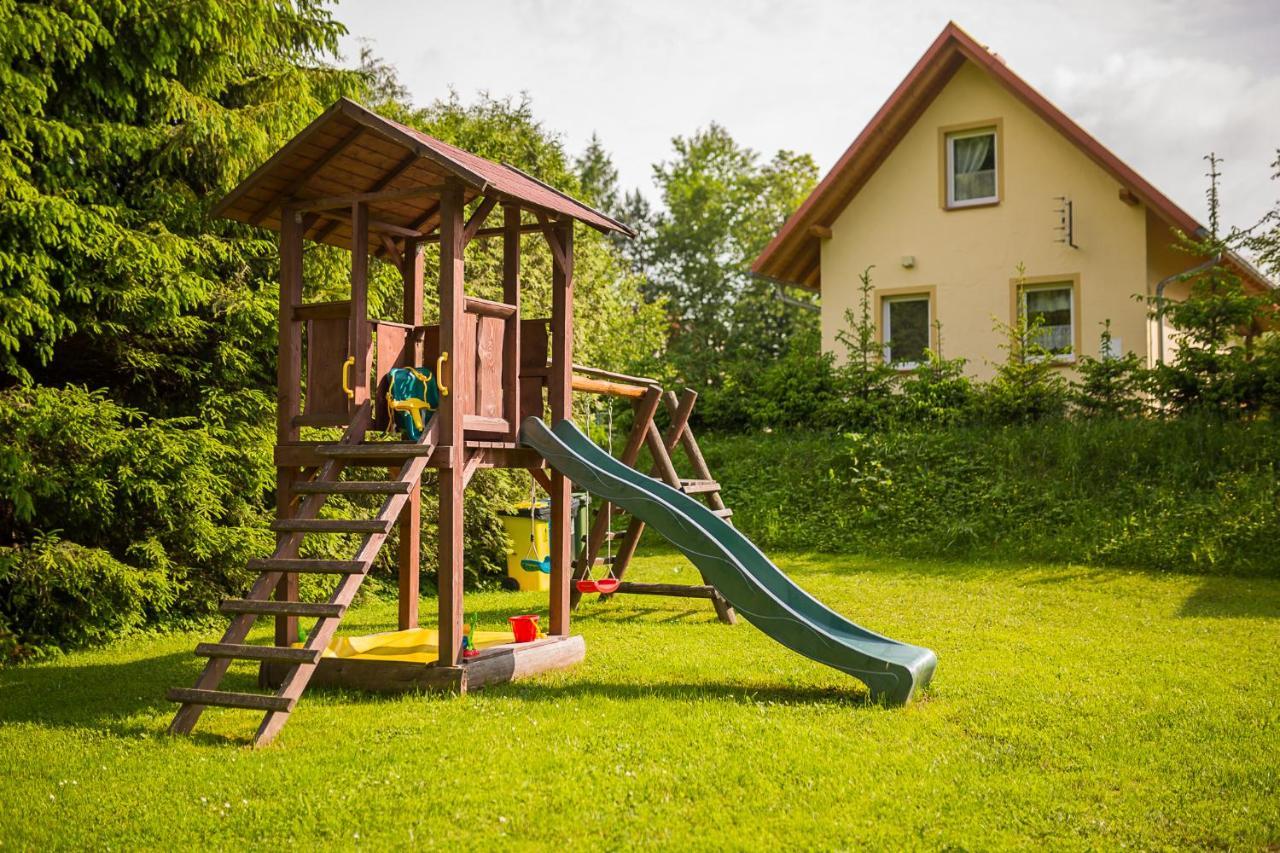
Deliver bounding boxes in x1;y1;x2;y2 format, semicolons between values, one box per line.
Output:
699;418;1280;576
0;534;179;658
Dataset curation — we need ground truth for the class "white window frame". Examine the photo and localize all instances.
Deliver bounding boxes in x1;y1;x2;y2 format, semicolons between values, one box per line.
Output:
946;126;999;208
882;294;932;369
1018;282;1076;363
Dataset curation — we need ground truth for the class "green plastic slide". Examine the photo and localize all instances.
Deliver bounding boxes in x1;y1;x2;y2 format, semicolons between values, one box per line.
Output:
520;417;937;705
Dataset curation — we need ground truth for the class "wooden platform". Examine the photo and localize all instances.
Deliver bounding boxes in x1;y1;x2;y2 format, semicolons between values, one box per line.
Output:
260;634;585;694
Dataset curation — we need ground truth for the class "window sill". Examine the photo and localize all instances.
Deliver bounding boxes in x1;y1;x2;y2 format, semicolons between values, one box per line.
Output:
943;198;1000;211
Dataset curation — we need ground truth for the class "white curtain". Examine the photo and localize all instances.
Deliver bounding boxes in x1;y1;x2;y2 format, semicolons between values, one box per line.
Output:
952;134;995;201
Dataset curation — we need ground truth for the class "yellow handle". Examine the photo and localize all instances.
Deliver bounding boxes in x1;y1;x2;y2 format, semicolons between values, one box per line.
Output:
341;356;355;400
436;351;449;397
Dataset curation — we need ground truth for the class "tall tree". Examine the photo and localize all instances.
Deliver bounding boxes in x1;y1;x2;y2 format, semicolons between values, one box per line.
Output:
0;0;362;420
640;124;817;387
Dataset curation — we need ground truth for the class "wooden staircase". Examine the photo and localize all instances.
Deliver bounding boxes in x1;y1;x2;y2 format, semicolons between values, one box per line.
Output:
572;389;737;624
167;408;438;747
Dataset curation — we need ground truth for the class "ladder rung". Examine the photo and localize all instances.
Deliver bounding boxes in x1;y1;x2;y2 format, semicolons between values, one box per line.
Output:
293;480;410;495
680;479;720;494
710;508;733;519
220;599;344;618
166;687;293;712
195;643;321;664
271;518;392;534
316;443;435;460
247;558;366;574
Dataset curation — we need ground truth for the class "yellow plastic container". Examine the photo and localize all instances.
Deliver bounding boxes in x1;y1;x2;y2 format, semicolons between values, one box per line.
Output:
498;502;552;591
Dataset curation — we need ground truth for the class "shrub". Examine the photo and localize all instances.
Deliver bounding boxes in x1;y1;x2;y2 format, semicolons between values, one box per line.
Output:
979;311;1070;424
1073;321;1148;418
0;533;179;658
699;417;1280;576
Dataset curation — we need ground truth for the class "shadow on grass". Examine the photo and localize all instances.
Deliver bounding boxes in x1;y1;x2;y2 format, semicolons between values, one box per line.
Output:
490;678;872;708
0;648;270;738
1179;575;1280;619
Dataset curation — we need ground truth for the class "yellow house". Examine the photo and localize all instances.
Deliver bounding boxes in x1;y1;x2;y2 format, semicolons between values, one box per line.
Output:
753;22;1274;379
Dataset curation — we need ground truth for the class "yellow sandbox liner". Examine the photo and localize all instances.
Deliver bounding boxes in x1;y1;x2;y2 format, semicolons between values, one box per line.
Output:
316;627;518;664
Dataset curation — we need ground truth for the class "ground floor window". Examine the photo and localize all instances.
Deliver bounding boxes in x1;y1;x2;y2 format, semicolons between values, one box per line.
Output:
1018;281;1075;358
881;294;931;368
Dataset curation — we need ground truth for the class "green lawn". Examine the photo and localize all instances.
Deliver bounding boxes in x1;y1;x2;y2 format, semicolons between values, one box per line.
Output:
2;547;1278;849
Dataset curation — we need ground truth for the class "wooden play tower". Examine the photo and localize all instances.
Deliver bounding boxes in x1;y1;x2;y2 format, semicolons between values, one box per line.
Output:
165;99;733;746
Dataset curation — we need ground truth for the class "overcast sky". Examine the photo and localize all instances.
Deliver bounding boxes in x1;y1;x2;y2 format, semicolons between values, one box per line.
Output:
334;0;1280;233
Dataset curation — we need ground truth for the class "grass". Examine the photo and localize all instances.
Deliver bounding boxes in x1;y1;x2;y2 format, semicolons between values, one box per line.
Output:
1;545;1278;849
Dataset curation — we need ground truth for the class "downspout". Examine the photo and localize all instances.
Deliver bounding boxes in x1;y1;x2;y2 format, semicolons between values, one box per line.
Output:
1154;254;1221;364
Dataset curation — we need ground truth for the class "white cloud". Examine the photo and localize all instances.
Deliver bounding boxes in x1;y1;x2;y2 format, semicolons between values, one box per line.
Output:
1048;51;1280;232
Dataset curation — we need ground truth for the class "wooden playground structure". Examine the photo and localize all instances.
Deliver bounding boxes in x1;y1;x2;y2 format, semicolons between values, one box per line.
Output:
166;99;733;746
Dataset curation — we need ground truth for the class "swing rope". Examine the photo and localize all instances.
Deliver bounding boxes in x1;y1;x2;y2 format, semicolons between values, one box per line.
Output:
576;397;619;596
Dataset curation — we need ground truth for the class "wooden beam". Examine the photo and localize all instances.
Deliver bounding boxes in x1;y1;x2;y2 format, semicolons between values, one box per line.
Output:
398;236;424;631
277;207;303;444
529;467;552;493
312;210;424;240
437;180;466;667
422;220;543;245
462;195;499;245
808;224;833;239
248;124;365;225
379;234;402;268
548;219;574;637
290;185;438;213
536;212;570;274
310;151;419;245
571;375;648;399
1119;187;1140;206
503;203;521;441
349;202;370;406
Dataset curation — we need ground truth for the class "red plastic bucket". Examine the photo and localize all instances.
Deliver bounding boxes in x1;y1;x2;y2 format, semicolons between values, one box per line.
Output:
508;614;540;643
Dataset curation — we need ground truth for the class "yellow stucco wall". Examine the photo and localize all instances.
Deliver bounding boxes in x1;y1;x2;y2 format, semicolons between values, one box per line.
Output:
821;60;1159;380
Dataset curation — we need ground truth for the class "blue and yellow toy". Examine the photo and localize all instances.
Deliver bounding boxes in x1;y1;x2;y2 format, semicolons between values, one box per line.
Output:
385;365;441;440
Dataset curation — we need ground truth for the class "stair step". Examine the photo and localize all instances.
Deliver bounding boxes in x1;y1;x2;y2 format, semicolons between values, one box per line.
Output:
271;518;392;534
316;443;435;460
680;479;720;494
711;508;733;519
220;599;344;618
166;687;293;712
293;480;410;495
195;643;321;664
247;558;366;574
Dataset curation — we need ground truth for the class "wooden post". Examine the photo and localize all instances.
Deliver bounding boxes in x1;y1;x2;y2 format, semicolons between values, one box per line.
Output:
548;219;574;636
502;203;521;441
437;182;466;666
398;237;424;630
274;206;303;647
348;201;370;408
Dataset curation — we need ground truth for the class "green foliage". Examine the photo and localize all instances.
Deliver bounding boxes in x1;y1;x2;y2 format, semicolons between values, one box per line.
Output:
1073;321;1147;417
0;0;362;396
1149;154;1278;416
979;306;1070;424
702;417;1280;576
834;266;896;427
0;532;178;657
0;385;272;615
636;124;818;387
895;335;976;425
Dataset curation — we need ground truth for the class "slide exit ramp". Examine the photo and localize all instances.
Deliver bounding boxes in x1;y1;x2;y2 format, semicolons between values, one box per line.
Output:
521;417;937;705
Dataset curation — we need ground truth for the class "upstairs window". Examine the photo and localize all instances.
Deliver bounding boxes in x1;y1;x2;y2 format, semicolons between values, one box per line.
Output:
882;294;931;368
1019;282;1075;359
946;126;998;207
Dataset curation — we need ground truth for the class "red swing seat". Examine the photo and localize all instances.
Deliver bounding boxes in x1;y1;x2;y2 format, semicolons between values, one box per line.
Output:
576;577;620;595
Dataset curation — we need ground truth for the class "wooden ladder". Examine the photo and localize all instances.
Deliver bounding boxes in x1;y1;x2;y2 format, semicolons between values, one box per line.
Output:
572;388;736;624
166;407;439;747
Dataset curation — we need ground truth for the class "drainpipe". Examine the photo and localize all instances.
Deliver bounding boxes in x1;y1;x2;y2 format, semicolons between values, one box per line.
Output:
1154;254;1221;364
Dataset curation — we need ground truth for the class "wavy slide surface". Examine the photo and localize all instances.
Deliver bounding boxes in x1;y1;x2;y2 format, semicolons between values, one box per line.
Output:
521;417;937;704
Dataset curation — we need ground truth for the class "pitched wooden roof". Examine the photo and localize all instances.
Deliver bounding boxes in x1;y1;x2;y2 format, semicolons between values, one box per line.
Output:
752;22;1273;293
213;98;632;250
